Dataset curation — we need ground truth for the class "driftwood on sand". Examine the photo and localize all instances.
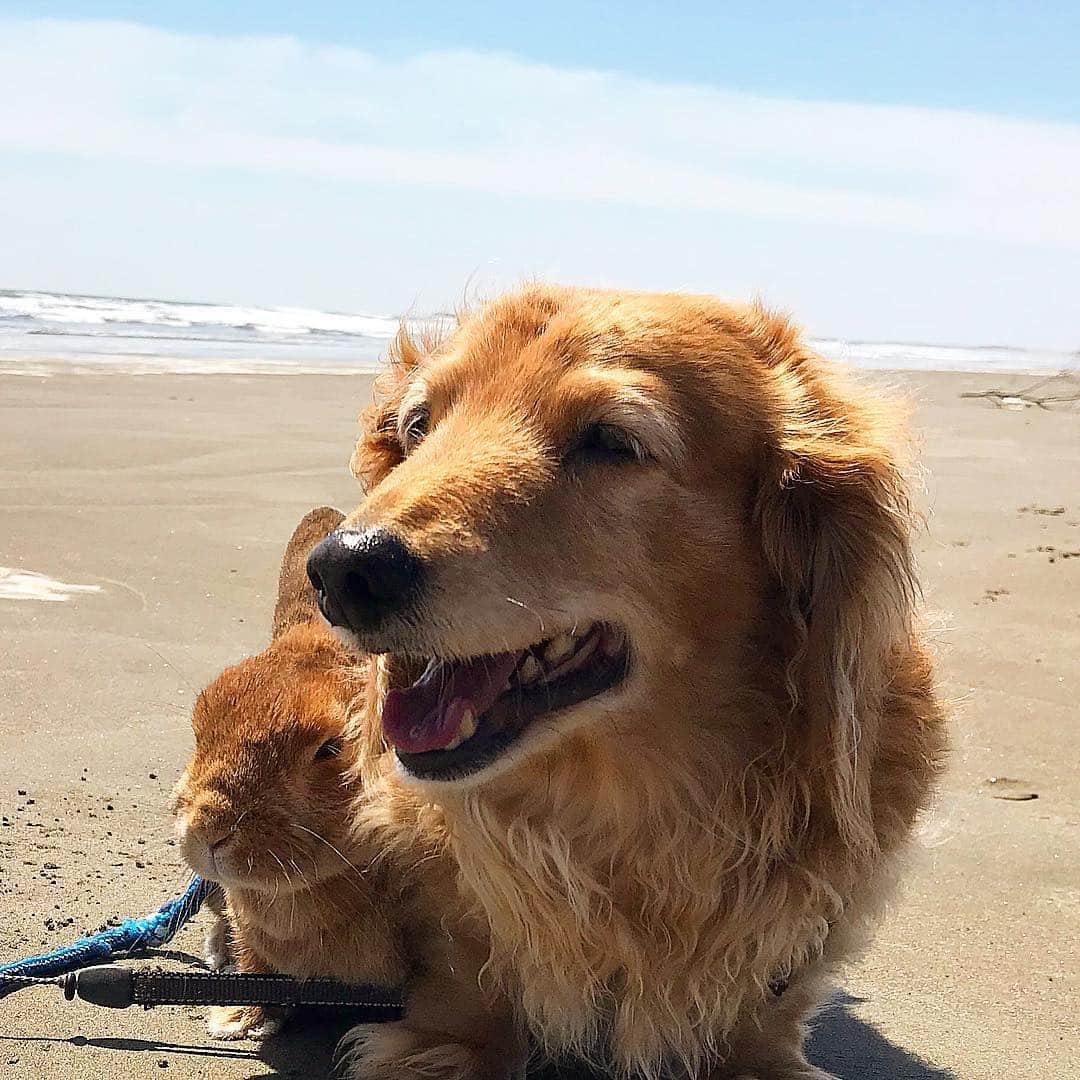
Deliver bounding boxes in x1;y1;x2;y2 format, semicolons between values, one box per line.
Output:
960;371;1080;410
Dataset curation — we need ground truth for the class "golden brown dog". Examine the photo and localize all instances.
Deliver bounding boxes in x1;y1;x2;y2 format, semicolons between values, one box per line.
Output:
309;285;947;1079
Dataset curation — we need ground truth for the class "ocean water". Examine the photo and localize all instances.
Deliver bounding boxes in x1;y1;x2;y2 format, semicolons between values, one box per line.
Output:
0;288;1075;375
0;289;402;374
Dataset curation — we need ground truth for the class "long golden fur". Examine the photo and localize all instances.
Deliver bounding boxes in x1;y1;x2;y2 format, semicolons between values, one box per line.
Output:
344;285;947;1079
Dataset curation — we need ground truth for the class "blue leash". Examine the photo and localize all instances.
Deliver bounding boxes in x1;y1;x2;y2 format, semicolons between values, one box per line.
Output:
0;875;405;1018
0;875;213;996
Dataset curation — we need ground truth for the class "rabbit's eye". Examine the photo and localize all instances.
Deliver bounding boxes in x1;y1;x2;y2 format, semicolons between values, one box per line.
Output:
315;738;343;761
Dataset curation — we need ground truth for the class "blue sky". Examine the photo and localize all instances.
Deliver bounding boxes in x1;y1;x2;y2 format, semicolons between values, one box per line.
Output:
6;1;1079;122
0;4;1078;345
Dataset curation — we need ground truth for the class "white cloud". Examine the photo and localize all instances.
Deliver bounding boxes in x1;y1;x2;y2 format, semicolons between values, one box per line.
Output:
2;17;1078;249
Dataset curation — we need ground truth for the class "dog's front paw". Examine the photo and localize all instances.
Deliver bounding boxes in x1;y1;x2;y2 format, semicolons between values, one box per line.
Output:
345;1024;512;1080
732;1068;836;1080
206;1005;285;1041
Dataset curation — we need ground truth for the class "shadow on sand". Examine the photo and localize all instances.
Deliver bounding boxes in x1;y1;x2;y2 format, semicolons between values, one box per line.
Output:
250;990;955;1079
3;989;952;1079
808;991;955;1080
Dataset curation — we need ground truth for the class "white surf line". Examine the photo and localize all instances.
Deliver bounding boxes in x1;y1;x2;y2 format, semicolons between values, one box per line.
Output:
0;567;104;602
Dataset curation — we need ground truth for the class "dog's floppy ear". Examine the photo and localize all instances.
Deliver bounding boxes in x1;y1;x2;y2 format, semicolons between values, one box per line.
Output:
272;506;346;639
350;322;429;492
754;338;916;851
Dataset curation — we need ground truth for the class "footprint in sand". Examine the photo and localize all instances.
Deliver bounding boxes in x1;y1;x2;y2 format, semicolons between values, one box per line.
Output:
1031;546;1080;564
0;567;103;602
1018;505;1066;516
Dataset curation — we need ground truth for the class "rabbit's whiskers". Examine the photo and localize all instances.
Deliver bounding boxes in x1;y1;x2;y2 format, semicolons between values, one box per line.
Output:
290;823;368;881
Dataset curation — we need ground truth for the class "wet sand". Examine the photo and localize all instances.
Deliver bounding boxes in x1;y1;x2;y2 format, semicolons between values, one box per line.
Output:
1;369;1077;1079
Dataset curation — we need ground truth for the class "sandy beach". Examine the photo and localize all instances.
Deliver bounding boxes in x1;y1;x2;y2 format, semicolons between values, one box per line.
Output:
1;368;1077;1080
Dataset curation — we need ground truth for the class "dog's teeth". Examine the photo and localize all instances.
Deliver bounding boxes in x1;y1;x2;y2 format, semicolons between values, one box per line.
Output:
459;708;476;739
444;707;477;751
544;634;576;664
518;655;543;684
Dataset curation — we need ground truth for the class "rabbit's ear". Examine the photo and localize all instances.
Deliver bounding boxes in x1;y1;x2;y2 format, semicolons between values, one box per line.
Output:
272;506;346;639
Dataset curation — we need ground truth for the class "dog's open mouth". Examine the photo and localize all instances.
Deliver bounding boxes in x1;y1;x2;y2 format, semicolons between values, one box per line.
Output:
384;622;629;780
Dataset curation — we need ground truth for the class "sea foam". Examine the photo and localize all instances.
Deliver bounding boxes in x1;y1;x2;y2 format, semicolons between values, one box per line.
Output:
0;289;1075;375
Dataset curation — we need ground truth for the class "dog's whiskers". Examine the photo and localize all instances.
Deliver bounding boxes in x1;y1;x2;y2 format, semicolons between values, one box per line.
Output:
506;595;546;636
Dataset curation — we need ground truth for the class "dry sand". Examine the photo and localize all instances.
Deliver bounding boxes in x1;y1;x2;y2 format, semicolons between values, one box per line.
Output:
0;369;1077;1080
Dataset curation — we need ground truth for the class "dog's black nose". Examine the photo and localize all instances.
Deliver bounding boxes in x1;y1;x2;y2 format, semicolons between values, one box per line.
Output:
306;528;424;632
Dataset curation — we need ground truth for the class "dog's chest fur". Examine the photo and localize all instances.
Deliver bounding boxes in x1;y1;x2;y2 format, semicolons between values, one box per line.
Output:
437;732;843;1075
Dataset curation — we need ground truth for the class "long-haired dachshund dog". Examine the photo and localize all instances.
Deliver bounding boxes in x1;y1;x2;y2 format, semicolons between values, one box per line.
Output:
309;285;946;1079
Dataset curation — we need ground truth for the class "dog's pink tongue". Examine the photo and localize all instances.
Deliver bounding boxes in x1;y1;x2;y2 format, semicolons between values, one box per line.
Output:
383;651;522;754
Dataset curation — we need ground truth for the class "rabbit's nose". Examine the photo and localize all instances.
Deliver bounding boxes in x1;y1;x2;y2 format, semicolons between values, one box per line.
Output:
307;527;425;634
189;818;233;852
178;812;237;881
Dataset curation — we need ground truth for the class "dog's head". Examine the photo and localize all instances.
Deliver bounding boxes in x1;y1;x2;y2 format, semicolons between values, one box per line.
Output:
310;286;915;830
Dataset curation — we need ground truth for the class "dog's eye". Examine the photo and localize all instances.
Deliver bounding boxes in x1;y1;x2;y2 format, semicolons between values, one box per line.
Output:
566;423;645;465
314;738;343;761
399;406;430;451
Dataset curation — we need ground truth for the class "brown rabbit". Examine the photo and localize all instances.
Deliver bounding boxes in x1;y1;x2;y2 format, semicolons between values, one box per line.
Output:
172;507;522;1078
